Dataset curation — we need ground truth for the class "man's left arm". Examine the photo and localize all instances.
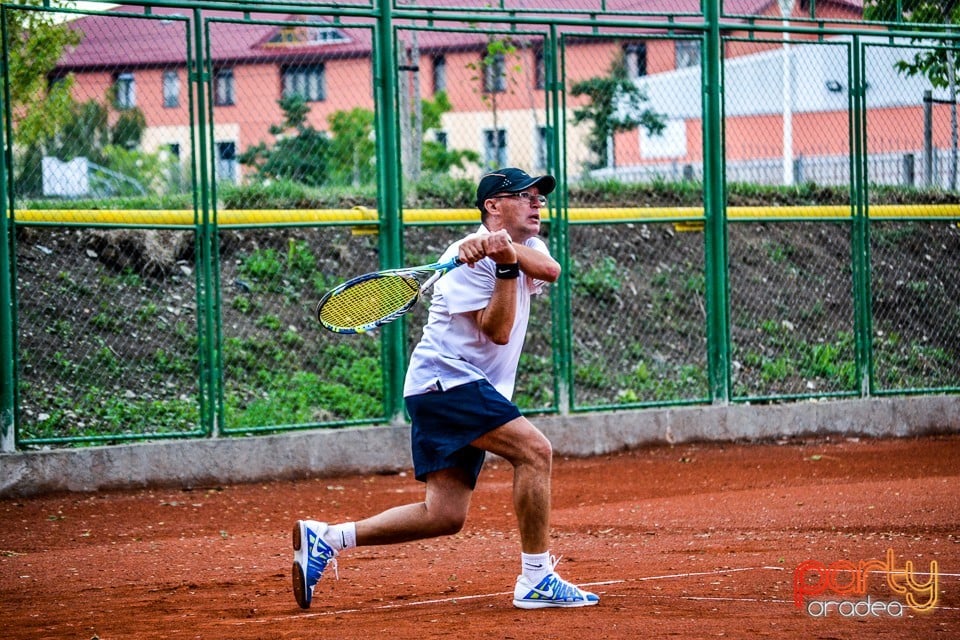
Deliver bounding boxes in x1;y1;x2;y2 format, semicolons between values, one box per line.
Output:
514;243;561;283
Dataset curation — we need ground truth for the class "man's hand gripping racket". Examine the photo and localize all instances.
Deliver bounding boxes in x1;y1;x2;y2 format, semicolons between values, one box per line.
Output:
315;257;463;334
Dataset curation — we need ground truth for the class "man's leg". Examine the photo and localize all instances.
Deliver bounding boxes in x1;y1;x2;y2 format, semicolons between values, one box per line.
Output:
292;467;475;608
470;416;552;553
354;466;475;545
470;416;599;609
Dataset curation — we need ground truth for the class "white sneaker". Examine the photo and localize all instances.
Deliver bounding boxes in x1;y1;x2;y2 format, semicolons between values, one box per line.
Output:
291;520;338;609
513;558;599;609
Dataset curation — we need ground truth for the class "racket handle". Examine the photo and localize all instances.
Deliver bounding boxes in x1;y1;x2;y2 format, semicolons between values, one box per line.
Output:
422;257;461;290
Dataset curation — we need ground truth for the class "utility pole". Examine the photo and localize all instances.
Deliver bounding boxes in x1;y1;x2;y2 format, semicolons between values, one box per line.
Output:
778;0;796;186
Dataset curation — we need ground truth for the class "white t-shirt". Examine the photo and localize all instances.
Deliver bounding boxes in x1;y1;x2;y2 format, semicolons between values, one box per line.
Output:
403;226;551;401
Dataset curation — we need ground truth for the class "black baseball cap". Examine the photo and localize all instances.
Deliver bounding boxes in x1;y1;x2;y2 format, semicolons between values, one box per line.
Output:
476;167;556;211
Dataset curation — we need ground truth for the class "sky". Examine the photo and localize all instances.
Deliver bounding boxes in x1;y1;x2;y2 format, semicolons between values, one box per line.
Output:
73;1;118;10
54;1;118;22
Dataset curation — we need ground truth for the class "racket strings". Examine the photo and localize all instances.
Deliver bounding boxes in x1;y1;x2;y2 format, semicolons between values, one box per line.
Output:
318;275;420;330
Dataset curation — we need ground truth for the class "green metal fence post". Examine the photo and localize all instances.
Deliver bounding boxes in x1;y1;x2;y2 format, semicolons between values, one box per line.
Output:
374;0;406;420
850;35;873;397
1;5;16;451
0;79;12;453
193;8;218;436
0;171;11;453
547;25;570;414
703;0;731;403
0;178;12;453
202;15;225;433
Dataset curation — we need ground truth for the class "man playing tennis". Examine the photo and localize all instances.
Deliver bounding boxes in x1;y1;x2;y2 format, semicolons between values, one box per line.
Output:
292;167;599;610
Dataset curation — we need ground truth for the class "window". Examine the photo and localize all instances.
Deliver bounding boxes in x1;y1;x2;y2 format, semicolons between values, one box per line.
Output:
534;49;545;90
483;53;507;93
535;126;549;170
432;55;446;94
483;128;507;168
163;70;180;108
216;141;237;183
214;69;235;106
114;72;135;109
268;24;350;46
435;131;448;149
675;40;701;68
282;64;326;102
309;27;349;44
624;42;648;79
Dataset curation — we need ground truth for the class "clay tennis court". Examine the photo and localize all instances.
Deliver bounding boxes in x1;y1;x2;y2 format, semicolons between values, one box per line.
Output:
2;434;957;639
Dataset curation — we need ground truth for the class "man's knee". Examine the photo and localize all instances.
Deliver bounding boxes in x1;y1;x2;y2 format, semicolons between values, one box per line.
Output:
437;512;467;536
472;418;553;470
424;470;473;536
431;505;468;536
516;430;552;472
530;433;553;467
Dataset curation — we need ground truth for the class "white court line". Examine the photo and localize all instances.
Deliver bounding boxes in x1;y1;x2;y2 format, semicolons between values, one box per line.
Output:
233;566;786;624
234;565;960;624
634;566;785;581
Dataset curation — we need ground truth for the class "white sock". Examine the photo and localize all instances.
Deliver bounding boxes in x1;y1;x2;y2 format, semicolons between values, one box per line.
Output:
324;522;357;552
521;551;552;584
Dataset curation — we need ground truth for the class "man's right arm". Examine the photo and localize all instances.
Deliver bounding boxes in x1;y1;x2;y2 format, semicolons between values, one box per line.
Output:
467;231;519;346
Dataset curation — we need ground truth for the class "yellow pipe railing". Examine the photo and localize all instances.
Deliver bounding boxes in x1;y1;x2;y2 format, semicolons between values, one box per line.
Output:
9;203;960;226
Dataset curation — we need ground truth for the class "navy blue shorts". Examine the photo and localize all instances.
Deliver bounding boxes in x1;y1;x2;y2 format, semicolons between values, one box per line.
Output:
405;379;522;489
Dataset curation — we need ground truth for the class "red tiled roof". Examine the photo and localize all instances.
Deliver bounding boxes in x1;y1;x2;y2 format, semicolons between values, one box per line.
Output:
56;1;862;70
59;7;263;68
58;5;496;69
394;0;862;14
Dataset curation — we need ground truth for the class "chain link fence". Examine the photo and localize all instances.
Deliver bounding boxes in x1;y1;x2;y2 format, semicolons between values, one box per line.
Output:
15;227;203;442
729;221;857;399
569;221;709;408
2;1;958;449
871;221;960;392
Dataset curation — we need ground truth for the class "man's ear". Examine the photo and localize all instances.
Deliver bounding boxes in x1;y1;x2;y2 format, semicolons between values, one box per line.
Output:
483;199;503;227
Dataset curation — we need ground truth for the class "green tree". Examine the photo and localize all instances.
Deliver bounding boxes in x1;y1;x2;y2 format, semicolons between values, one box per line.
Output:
327;107;375;187
864;0;959;189
864;0;958;29
58;100;110;162
467;36;521;169
17;96;157;197
53;99;148;165
16;99;108;197
570;50;666;171
98;144;171;196
111;107;148;150
4;1;80;148
420;92;480;174
6;1;81;195
238;95;332;187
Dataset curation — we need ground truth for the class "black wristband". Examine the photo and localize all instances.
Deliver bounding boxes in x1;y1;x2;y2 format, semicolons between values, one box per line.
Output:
495;262;520;279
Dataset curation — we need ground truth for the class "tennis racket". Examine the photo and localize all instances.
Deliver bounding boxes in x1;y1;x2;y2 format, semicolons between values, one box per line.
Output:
315;257;463;334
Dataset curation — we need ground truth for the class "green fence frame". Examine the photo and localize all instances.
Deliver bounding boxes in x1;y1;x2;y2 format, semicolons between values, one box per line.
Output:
2;0;959;450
